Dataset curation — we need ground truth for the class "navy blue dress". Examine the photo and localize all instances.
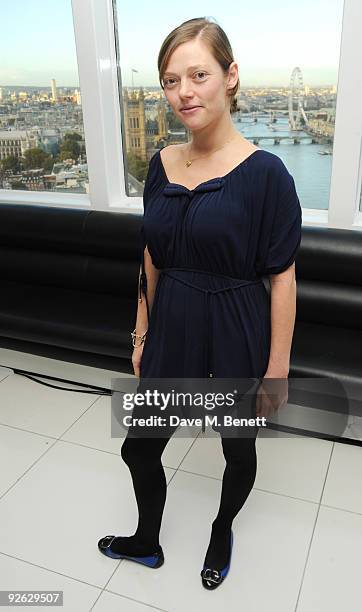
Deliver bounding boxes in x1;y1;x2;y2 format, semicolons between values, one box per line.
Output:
138;148;302;387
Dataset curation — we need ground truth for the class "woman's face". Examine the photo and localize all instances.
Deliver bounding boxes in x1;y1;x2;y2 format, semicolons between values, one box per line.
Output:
162;38;238;130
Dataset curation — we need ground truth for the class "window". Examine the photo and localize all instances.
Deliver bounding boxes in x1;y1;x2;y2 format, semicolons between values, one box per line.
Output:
0;0;88;194
114;0;344;210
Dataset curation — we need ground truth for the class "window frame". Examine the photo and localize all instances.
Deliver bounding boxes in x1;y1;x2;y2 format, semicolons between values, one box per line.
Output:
0;0;361;229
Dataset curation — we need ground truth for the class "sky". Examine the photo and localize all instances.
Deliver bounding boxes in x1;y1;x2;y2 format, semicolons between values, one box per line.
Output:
0;0;345;89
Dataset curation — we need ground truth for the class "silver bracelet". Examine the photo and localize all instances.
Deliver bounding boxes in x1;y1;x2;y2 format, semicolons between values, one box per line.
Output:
131;328;147;348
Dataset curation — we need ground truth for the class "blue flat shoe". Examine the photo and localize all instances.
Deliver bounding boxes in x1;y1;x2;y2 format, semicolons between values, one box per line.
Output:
200;530;233;589
98;535;164;568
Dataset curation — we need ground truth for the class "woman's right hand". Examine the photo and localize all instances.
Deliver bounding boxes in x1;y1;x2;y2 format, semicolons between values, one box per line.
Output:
132;345;144;378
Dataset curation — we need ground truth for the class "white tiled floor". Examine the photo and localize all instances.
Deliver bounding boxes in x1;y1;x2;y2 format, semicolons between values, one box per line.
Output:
0;348;361;612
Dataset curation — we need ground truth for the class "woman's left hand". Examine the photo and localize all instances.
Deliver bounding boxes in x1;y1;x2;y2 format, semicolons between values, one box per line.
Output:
256;370;289;419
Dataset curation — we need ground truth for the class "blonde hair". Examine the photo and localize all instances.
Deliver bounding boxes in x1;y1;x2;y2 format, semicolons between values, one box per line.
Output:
158;17;239;114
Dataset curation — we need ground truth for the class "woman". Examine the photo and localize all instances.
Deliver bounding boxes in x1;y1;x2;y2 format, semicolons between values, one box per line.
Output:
98;16;302;590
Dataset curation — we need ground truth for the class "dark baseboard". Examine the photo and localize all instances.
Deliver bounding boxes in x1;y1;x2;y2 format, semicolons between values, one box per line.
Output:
0;336;134;374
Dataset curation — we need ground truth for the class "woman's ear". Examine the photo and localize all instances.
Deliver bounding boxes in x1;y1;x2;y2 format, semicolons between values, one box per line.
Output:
227;61;239;89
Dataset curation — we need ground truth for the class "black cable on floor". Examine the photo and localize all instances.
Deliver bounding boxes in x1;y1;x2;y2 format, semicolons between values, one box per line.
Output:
0;363;113;395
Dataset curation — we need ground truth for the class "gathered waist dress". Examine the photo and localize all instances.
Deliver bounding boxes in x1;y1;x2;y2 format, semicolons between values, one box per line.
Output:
137;148;302;432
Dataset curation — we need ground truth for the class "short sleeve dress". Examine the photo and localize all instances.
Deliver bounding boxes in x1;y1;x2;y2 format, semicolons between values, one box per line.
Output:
138;148;302;386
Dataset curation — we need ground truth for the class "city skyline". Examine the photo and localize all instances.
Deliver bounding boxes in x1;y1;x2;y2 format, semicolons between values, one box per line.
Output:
0;83;338;94
0;0;344;88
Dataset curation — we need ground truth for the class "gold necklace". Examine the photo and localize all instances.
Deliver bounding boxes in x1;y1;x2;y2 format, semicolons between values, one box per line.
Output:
184;135;237;167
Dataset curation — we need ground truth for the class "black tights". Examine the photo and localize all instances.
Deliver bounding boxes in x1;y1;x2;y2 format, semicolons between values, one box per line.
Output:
111;430;258;569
